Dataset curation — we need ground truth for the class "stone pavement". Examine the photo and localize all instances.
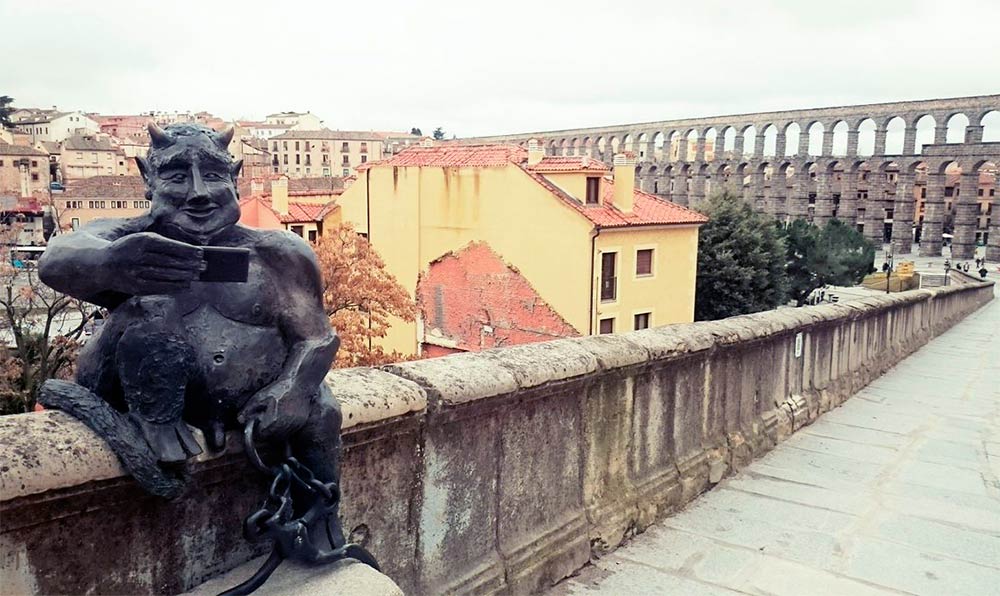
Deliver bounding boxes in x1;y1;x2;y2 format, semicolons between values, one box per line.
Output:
550;293;1000;596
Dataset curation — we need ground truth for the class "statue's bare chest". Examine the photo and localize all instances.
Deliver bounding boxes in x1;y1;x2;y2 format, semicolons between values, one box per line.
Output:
173;252;280;326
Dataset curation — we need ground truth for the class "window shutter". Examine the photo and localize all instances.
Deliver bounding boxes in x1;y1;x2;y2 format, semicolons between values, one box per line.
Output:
636;249;653;276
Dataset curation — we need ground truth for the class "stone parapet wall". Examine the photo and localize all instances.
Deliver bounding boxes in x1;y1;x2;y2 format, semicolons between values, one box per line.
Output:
1;281;994;595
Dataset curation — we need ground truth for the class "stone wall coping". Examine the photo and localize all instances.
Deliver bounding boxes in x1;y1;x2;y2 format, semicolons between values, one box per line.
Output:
1;281;992;503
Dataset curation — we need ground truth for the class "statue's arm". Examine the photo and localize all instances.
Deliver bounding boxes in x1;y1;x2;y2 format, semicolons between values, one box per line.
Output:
239;232;338;436
38;217;151;307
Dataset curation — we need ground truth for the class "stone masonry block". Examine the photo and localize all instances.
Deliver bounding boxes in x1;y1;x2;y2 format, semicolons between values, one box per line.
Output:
383;352;518;407
480;338;598;389
496;388;589;593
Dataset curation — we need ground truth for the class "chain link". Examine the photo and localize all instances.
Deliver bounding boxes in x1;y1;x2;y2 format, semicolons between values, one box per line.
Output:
217;421;379;596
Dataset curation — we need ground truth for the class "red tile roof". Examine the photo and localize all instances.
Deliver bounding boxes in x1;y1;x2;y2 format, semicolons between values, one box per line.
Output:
370;144;528;168
527;156;609;173
62;175;145;198
364;143;708;228
239;196;338;224
520;167;708;228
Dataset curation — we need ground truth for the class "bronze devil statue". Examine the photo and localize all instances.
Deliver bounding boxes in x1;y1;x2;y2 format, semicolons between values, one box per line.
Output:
38;122;376;594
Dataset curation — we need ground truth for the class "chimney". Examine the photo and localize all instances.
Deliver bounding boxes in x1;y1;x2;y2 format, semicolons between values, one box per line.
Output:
421;138;434;147
250;179;264;196
527;138;543;166
612;153;637;213
271;175;289;215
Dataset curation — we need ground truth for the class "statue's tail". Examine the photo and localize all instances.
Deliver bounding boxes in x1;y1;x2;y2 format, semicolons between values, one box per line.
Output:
38;379;188;498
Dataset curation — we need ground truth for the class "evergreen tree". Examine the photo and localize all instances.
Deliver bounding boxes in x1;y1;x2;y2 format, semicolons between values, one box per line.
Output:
694;191;788;320
0;95;14;129
410;127;422;136
432;127;445;140
782;218;875;305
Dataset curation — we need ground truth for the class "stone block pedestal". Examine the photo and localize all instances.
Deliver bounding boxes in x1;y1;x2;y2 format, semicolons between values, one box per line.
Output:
185;558;403;596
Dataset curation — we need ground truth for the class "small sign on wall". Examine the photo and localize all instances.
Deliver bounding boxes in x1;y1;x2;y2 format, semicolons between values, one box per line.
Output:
794;332;803;358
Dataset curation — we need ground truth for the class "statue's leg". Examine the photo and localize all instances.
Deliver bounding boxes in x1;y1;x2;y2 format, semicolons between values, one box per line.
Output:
115;299;201;463
290;384;345;548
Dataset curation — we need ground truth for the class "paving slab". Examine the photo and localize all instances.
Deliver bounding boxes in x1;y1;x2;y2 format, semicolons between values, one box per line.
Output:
550;294;1000;595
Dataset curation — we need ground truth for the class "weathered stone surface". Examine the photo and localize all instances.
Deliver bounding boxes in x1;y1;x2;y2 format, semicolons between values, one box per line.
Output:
326;367;426;429
481;338;598;388
184;558;403;596
2;281;993;596
383;351;518;406
574;334;650;370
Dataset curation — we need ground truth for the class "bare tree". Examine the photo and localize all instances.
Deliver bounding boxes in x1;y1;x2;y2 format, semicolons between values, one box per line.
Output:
1;226;94;413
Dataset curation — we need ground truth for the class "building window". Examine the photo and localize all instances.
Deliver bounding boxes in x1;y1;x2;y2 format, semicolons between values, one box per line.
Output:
360;142;368;153
342;155;350;165
290;225;304;237
636;249;653;276
308;230;317;243
634;312;651;330
586;177;600;204
273;142;278;151
0;160;4;166
921;187;927;198
283;141;288;150
361;155;367;163
71;218;80;230
30;160;37;167
295;154;300;165
599;318;614;334
31;173;39;182
600;252;617;302
945;187;954;197
979;188;984;196
343;168;350;176
295;141;300;151
283;155;288;165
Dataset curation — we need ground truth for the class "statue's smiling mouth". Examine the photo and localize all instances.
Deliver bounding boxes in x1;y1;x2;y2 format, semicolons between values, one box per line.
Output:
184;205;218;218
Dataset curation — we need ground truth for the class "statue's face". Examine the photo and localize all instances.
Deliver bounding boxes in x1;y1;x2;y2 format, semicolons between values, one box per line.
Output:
142;130;241;243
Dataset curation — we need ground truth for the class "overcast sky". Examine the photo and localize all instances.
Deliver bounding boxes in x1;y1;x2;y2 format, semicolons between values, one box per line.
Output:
3;0;998;137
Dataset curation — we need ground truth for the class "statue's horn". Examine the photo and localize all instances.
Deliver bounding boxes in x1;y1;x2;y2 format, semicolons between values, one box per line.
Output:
217;126;235;150
148;122;171;148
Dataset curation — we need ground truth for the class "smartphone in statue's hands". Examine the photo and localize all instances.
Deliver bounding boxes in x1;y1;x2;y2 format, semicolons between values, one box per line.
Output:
199;247;250;282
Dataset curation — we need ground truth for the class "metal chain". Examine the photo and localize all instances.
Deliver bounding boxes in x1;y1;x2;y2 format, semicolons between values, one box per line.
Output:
216;421;379;596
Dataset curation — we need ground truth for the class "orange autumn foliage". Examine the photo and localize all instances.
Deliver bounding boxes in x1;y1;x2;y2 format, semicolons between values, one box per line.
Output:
313;222;417;368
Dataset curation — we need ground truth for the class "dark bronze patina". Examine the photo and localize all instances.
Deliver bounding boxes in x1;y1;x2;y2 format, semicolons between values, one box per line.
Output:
37;122;376;593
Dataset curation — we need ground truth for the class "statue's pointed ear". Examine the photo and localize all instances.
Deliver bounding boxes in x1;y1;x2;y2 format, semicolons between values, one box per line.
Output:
136;156;150;183
231;159;243;181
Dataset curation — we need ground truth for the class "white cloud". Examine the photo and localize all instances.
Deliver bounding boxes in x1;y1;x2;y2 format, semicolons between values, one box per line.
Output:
2;0;997;136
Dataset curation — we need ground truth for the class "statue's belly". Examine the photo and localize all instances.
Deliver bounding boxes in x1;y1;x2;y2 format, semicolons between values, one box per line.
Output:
182;305;287;414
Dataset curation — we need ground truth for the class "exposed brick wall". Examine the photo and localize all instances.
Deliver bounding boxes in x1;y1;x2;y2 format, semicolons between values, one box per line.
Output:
416;242;580;352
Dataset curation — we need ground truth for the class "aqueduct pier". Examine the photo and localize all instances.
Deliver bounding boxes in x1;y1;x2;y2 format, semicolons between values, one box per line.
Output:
468;95;1000;261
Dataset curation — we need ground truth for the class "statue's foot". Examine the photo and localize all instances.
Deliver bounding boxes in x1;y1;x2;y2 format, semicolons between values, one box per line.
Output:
130;413;202;463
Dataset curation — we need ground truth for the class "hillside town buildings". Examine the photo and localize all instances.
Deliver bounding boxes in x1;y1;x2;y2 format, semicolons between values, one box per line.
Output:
238;175;344;240
60;134;129;179
269;129;386;177
0;143;50;197
8;109;99;144
337;140;708;356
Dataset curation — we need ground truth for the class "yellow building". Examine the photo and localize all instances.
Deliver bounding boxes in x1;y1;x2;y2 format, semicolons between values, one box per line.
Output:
338;140;708;356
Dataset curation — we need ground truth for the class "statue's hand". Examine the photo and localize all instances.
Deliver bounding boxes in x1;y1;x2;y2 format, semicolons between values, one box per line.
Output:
238;379;311;440
104;232;204;295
